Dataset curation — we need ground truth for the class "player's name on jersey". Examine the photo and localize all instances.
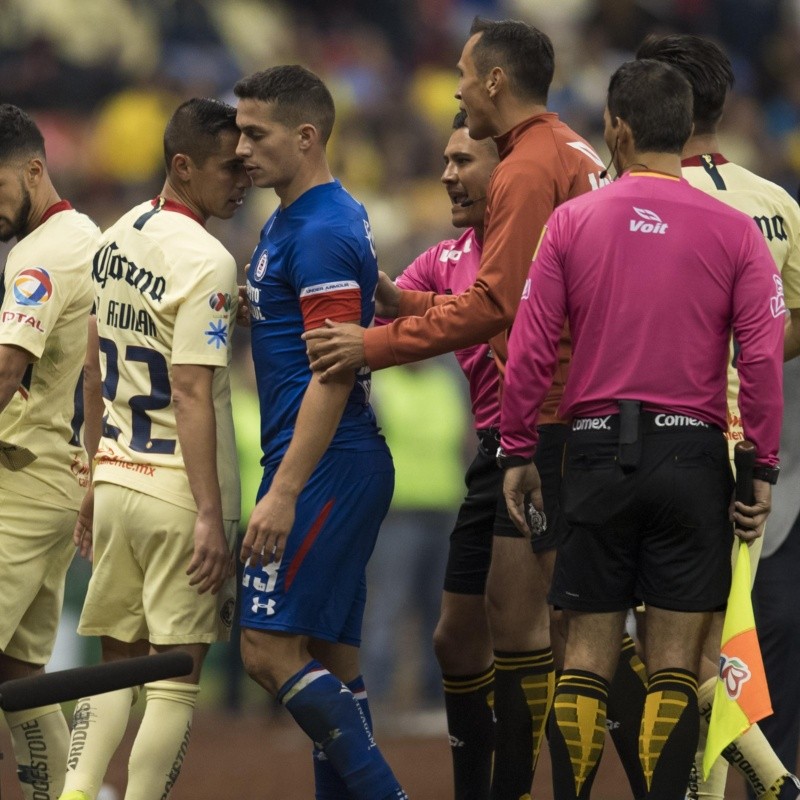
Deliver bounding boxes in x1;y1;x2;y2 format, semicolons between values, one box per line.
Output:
104;299;157;337
93;241;166;303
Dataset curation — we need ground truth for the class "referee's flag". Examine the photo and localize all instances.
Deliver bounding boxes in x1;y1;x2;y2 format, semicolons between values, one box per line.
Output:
703;540;773;778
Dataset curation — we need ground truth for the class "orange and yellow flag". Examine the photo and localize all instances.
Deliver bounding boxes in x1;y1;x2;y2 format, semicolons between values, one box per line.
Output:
703;540;773;778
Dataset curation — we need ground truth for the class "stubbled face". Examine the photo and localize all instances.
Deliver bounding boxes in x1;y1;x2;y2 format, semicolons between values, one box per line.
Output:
456;34;495;140
0;164;32;242
235;98;302;191
441;127;498;230
192;129;250;221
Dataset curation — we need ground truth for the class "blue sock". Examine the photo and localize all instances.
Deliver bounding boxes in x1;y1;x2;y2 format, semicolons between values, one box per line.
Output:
279;661;407;800
313;675;374;799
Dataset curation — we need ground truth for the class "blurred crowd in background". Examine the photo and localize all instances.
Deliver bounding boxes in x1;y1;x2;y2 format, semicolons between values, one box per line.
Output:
2;0;800;716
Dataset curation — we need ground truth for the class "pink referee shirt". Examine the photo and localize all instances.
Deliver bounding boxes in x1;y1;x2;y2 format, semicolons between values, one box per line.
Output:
501;171;784;466
387;228;500;431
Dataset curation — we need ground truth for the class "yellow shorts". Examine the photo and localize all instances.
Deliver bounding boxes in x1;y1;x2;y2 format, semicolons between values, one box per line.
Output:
79;483;237;645
0;492;76;664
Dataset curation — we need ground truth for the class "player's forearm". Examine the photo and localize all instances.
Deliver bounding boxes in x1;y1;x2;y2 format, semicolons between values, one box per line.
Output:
0;344;31;415
173;368;223;520
365;280;510;370
270;371;355;498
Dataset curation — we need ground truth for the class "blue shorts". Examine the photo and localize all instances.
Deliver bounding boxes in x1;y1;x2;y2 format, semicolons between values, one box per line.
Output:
240;446;394;645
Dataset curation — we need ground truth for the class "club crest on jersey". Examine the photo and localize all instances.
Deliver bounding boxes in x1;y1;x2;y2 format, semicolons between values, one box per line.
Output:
208;292;232;312
630;207;668;234
205;319;228;349
255;251;268;280
13;267;52;306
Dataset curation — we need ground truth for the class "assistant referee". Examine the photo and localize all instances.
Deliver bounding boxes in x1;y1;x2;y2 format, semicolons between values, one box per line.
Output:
499;59;784;800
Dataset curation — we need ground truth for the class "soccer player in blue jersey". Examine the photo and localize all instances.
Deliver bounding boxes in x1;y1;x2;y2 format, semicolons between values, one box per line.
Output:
234;65;408;800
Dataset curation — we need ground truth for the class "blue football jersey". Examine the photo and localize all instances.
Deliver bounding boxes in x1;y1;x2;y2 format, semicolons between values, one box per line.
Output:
246;180;381;464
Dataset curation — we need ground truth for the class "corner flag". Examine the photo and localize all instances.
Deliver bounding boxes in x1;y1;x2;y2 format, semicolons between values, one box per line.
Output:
703;539;773;778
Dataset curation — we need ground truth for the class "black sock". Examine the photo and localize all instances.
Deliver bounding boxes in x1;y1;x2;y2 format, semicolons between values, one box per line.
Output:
607;635;648;799
549;669;609;800
443;666;495;800
491;648;555;799
640;669;698;800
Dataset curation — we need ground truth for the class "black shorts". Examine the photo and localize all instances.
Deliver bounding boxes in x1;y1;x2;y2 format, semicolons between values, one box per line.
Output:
443;425;568;595
549;413;734;613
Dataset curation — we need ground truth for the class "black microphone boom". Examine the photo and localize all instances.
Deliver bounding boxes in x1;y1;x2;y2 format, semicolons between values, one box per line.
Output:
0;652;194;712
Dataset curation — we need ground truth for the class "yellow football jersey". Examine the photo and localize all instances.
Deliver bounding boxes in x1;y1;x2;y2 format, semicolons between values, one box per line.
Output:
92;198;240;521
0;203;99;509
683;154;800;447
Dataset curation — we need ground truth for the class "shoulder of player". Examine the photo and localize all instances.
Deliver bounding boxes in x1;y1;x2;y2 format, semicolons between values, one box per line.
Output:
6;210;100;275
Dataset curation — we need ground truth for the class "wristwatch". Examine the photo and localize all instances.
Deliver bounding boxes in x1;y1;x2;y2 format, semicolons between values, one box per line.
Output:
495;446;533;470
753;465;780;484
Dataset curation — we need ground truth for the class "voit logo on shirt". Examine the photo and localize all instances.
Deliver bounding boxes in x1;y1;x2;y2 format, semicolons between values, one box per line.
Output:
629;207;668;235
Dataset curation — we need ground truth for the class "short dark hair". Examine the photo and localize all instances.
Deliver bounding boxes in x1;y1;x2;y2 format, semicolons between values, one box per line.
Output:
163;98;239;170
469;17;554;104
452;109;468;130
635;34;733;135
0;104;46;163
607;60;693;154
234;65;335;145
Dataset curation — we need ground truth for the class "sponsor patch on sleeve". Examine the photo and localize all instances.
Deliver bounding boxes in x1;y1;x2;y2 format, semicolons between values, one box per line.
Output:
13;267;52;307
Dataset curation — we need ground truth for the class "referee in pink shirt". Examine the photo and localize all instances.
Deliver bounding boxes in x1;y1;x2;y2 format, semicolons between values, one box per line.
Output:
498;59;784;800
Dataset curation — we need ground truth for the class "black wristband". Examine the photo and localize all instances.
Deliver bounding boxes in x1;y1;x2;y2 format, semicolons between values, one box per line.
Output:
495;446;533;470
752;465;780;485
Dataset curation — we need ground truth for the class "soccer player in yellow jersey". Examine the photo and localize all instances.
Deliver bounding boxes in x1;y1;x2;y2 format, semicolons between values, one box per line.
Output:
58;98;249;800
0;104;99;800
638;34;800;800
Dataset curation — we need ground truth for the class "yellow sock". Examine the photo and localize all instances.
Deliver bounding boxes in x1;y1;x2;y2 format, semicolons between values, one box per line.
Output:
124;680;199;800
61;687;137;800
6;704;69;800
732;725;790;798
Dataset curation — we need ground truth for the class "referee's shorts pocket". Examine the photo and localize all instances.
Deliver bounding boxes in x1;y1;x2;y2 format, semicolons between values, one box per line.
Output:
672;444;733;529
561;443;626;527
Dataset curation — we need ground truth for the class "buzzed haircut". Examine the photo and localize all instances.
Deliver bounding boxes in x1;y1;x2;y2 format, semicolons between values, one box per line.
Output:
636;34;734;135
469;17;554;104
163;98;239;170
234;65;335;145
0;104;46;162
607;59;694;154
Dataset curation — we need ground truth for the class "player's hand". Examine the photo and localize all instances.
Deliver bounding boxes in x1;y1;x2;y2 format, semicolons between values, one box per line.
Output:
187;512;230;595
240;488;296;568
731;478;771;542
302;320;367;382
375;272;401;319
503;462;544;537
236;285;251;328
73;484;95;560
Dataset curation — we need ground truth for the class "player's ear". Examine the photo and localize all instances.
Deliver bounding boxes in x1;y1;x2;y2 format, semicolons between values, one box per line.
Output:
171;153;193;182
486;66;504;99
23;157;44;188
297;123;318;151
